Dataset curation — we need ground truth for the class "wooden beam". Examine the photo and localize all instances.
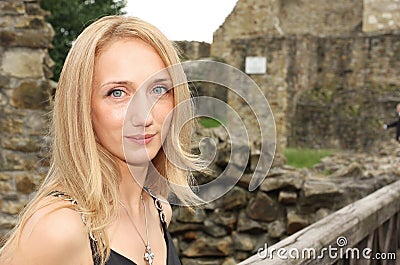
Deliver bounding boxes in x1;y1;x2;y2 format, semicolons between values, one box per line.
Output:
239;179;400;265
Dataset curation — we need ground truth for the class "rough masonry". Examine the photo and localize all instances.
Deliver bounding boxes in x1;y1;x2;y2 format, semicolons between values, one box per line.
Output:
211;0;400;152
0;0;54;238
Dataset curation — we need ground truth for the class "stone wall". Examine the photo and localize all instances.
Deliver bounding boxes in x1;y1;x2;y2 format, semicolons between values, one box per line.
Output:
288;34;400;149
226;33;400;151
212;0;400;58
227;36;288;160
175;41;211;61
211;0;363;59
211;0;400;151
0;0;54;238
170;128;400;265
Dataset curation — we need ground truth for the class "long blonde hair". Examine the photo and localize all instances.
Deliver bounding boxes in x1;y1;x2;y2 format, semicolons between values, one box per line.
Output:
1;15;201;264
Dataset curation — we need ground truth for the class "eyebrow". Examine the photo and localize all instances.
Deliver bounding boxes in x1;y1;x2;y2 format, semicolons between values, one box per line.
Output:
152;78;172;84
99;80;133;89
99;78;172;89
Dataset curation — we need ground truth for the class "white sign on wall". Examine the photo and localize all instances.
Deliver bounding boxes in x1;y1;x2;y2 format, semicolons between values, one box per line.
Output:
245;56;267;74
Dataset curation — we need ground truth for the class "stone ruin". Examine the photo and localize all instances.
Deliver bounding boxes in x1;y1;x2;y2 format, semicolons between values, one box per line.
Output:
0;1;400;265
168;128;400;264
211;0;400;154
171;0;400;263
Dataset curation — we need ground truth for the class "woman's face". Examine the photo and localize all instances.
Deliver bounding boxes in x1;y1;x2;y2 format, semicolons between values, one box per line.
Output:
91;38;174;166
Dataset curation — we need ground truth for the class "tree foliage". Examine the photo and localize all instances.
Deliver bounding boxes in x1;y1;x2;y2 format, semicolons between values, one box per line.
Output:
41;0;127;81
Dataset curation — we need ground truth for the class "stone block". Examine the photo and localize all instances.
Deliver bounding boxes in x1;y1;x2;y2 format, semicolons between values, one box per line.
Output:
1;107;49;135
246;191;281;222
176;207;206;223
278;190;297;204
0;16;46;29
237;210;268;233
0;181;13;193
0;172;12;180
0;115;24;134
203;219;227;237
2;200;26;215
10;80;50;109
0;2;25;15
25;3;50;16
267;220;286;238
260;172;304;192
16;174;37;194
212;211;237;230
237;173;252;189
303;179;343;198
1;48;45;78
0;28;53;48
0;150;37;171
328;162;363;179
182;231;201;241
2;135;43;152
232;232;256;251
182;236;232;257
169;222;203;234
25;111;50;135
0;30;17;47
216;186;247;210
23;26;54;47
0;214;17;230
287;212;309;235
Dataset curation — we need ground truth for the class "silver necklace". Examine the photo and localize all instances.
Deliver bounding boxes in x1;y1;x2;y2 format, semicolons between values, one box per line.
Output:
119;195;155;265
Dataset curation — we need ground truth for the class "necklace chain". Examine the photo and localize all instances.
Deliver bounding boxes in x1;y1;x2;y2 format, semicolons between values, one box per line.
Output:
119;194;155;265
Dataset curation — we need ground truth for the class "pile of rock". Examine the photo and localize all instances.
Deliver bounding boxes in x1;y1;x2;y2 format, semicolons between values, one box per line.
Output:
170;127;400;265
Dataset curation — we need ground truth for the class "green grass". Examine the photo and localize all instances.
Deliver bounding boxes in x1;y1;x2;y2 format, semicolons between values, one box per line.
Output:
198;117;225;128
284;148;335;169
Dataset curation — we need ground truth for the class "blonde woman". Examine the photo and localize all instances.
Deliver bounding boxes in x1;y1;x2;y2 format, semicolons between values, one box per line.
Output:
0;15;201;265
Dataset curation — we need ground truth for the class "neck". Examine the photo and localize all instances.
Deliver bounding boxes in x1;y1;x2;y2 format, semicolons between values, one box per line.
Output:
118;161;149;209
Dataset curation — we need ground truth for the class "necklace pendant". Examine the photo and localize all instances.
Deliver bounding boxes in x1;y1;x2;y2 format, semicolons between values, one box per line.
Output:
144;244;155;265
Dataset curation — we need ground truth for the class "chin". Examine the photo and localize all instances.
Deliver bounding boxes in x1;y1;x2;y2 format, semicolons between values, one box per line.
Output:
124;149;158;165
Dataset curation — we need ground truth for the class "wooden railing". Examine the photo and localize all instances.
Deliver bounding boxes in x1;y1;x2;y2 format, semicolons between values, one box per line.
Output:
239;179;400;265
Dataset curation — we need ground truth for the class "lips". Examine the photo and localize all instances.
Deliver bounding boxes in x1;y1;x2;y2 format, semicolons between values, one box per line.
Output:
125;133;157;145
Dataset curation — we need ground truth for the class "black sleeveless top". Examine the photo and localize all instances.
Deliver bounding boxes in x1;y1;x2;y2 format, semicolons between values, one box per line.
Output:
49;190;181;265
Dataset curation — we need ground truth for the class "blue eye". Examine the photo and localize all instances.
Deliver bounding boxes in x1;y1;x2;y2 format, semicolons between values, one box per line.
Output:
152;86;169;95
107;89;125;98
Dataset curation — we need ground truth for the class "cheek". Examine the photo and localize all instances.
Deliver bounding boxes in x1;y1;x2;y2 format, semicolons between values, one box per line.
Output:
153;100;174;125
92;105;126;140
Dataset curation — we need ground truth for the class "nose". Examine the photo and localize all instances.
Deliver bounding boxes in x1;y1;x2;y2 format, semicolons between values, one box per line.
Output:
127;90;154;127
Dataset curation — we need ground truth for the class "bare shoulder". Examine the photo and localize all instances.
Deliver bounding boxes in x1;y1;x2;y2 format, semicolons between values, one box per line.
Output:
2;197;92;265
